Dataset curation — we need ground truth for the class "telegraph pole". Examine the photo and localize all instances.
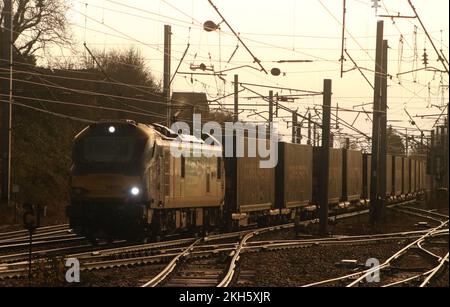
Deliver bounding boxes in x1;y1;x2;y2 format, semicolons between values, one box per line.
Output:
297;123;302;144
370;21;384;225
234;75;239;122
446;114;449;191
164;25;172;127
319;79;332;236
405;128;409;156
292;113;297;144
1;0;13;205
268;91;273;123
307;112;312;145
378;40;388;220
446;111;449;191
313;124;317;146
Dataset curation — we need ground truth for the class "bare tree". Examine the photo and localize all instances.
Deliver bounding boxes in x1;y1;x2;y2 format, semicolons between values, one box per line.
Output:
1;0;71;60
84;47;161;91
387;126;406;156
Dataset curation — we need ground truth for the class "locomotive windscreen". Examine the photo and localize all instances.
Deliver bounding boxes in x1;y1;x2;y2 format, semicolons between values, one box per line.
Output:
83;137;134;163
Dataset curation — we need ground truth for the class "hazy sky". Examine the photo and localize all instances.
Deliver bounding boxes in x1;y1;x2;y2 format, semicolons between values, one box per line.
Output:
61;0;449;146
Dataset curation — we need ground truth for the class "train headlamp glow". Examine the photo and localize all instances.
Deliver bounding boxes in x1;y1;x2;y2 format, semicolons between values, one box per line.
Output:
108;126;116;133
130;187;140;196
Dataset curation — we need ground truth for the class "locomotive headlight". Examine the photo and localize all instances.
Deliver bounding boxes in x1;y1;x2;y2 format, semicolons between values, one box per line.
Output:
108;126;116;133
130;187;140;196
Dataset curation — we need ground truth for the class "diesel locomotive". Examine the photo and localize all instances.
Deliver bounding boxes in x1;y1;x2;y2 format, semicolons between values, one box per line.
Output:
66;120;427;241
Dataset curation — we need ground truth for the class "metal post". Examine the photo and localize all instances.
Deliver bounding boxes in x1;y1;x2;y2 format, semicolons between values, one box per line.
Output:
405;128;409;156
234;75;239;122
314;124;317;146
446;114;449;191
269;91;273;124
420;132;424;153
292;113;297;144
340;0;347;78
431;130;435;147
370;21;384;225
430;130;435;176
320;79;332;236
1;0;13;205
345;138;350;149
442;125;446;187
298;123;302;144
164;25;172;127
307;113;312;145
28;229;32;285
379;40;388;219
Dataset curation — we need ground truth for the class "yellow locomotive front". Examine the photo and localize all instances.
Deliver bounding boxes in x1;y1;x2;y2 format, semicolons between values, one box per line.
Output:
67;120;153;241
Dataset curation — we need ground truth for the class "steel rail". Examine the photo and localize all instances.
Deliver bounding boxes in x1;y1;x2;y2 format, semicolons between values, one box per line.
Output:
417;239;444;261
420;252;449;287
302;221;448;287
0;224;69;240
217;232;253;287
402;206;449;219
141;239;202;287
0;236;86;251
382;268;435;287
217;223;300;287
0;233;78;247
346;221;449;287
70;237;196;260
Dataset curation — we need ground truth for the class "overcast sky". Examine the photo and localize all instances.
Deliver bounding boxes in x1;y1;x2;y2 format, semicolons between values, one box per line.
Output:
60;0;449;146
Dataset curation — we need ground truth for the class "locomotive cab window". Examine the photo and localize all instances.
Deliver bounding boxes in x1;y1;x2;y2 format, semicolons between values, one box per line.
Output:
83;137;134;163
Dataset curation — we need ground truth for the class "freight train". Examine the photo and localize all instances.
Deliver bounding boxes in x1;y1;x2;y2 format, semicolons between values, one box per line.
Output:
66;120;427;241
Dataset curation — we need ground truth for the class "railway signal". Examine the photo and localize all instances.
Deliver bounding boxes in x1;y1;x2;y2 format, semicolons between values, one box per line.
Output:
23;203;41;285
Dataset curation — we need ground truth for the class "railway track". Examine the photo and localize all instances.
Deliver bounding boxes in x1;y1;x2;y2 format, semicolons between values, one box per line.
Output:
0;224;83;256
302;204;449;288
0;229;258;280
141;224;293;288
2;199;440;286
0;224;70;242
140;207;434;288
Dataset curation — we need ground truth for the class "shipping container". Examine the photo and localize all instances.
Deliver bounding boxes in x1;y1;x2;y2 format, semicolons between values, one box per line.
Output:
386;154;393;196
416;160;422;191
224;136;275;215
275;143;313;209
313;148;343;205
363;154;371;199
343;150;363;202
394;156;403;196
421;162;427;190
411;159;416;192
403;157;411;194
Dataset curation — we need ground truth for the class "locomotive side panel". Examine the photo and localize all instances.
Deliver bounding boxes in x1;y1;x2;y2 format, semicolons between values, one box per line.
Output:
150;141;224;209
